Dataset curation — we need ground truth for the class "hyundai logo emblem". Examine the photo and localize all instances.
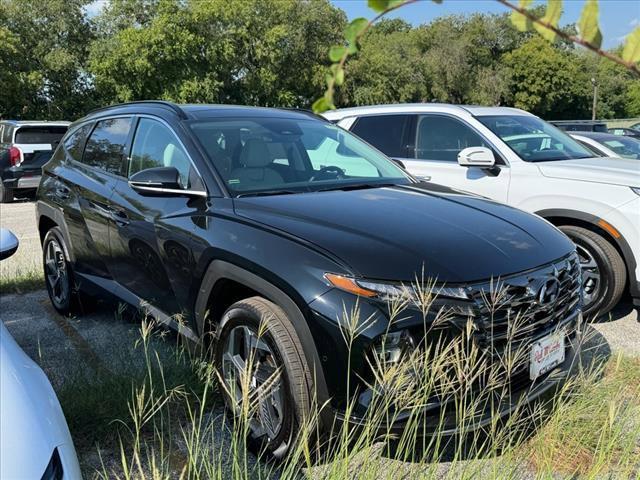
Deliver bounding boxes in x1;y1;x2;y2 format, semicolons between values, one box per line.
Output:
538;277;561;305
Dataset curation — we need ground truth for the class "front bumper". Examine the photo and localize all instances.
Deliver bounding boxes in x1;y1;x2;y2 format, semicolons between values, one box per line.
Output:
334;324;582;437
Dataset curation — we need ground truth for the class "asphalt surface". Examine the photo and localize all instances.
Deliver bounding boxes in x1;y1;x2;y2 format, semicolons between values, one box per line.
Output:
1;201;639;478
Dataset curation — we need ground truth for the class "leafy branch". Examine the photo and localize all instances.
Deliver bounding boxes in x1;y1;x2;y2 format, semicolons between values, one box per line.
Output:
313;0;640;113
311;0;426;113
501;0;640;75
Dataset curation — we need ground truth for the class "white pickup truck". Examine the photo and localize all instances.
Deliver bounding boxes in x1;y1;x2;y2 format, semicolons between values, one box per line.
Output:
0;120;70;202
324;105;640;317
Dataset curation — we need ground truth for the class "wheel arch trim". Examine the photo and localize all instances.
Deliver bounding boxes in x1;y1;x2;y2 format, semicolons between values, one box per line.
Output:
37;201;75;264
194;260;332;413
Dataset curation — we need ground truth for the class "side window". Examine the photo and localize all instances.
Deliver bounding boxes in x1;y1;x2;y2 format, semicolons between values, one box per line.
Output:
129;118;192;188
416;115;488;162
351;115;410;158
83;118;132;175
63;124;93;162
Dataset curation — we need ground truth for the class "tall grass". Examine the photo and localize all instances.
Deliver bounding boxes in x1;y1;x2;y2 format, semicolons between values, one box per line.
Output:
84;280;639;480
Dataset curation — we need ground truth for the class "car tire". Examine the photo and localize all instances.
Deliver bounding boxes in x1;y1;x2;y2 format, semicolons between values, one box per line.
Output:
0;183;13;203
214;296;314;460
42;227;90;315
559;225;626;318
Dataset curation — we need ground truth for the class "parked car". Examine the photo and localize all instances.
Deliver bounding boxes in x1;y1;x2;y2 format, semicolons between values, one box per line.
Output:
550;120;608;133
0;120;70;203
37;101;583;458
571;131;640;160
324;104;640;317
0;229;82;480
608;127;640;138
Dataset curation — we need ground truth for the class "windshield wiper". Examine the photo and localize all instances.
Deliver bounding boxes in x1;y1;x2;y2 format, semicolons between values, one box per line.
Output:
236;189;300;198
316;182;398;192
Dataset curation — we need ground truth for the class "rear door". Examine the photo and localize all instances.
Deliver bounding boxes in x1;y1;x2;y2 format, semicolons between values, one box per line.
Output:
63;117;133;279
109;116;206;319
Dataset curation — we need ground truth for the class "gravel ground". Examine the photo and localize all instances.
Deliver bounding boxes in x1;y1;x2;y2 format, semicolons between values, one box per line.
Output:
1;201;638;479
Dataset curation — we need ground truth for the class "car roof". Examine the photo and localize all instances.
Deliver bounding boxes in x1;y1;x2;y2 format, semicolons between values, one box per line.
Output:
0;120;70;127
81;101;326;123
322;103;531;120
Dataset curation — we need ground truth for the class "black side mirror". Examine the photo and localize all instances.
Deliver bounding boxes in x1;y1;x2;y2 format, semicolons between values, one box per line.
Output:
0;229;19;260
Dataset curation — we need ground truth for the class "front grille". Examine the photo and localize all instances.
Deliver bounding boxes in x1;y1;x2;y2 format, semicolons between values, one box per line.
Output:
468;252;582;350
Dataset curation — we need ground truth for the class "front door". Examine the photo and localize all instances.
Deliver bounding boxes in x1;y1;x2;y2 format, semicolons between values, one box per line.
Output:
109;117;207;319
403;114;511;203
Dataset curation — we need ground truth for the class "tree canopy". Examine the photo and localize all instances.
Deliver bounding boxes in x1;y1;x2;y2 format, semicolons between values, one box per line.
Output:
0;0;638;121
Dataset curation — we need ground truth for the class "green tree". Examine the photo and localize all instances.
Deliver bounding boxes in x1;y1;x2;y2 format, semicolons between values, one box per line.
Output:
341;20;430;105
89;0;346;107
0;0;94;119
627;81;640;117
504;36;590;119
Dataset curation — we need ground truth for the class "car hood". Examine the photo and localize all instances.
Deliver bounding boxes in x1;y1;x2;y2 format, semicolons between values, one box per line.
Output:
0;322;75;479
234;183;575;283
537;157;640;188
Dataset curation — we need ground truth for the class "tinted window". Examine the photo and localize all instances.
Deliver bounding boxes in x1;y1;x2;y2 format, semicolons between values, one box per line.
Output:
416;115;488;162
15;126;67;144
351;115;410;158
129;118;193;188
83;118;132;175
64;124;93;162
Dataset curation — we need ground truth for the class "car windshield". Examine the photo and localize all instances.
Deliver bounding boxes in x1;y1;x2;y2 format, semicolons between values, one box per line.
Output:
189;117;411;196
601;136;640;159
477;115;594;162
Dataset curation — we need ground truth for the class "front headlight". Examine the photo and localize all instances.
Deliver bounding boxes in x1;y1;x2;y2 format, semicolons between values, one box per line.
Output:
631;187;640;196
324;273;469;301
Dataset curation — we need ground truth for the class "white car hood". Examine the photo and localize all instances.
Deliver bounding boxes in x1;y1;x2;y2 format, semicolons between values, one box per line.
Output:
0;322;77;479
537;157;640;188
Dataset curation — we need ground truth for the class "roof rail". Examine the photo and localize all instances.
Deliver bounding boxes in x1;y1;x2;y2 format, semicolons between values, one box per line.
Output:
278;107;330;123
86;100;188;119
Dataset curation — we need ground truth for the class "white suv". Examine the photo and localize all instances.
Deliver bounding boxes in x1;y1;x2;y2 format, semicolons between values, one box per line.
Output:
324;105;640;317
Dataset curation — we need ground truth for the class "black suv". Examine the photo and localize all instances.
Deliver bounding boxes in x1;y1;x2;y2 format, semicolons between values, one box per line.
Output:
37;101;582;457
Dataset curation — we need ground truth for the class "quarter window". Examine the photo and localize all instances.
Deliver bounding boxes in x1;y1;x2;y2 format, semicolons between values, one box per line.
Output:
415;115;488;162
351;115;410;158
63;124;93;162
83;118;132;175
129;118;193;188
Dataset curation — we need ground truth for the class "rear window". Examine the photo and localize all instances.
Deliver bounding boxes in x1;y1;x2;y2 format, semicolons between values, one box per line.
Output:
14;126;68;145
